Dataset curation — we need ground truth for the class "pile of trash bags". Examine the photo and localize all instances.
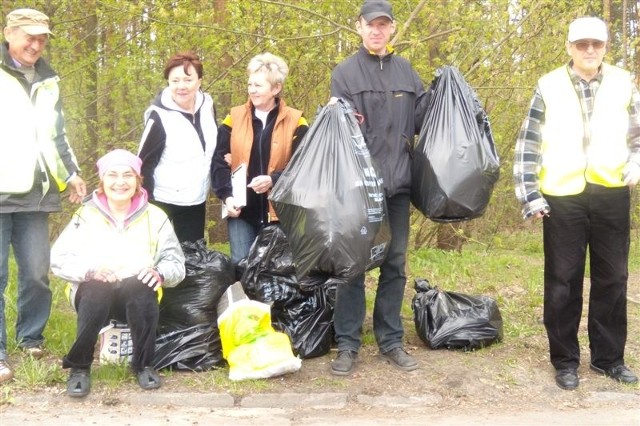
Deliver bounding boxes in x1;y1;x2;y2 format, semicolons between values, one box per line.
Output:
238;226;336;359
154;239;234;371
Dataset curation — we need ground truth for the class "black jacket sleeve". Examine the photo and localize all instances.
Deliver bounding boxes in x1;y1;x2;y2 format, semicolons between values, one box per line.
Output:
138;110;166;199
211;122;233;200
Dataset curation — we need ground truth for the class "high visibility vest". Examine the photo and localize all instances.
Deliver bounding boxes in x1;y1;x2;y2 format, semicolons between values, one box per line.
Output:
0;68;78;194
537;64;632;195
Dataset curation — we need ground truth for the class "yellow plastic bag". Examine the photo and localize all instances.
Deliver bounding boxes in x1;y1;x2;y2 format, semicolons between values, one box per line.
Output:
218;299;301;380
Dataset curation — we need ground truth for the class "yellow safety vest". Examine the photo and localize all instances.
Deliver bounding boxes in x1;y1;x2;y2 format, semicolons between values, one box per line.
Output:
0;68;78;194
537;64;632;195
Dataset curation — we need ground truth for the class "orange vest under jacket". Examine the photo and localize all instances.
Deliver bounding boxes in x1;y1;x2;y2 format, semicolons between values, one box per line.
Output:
229;99;303;221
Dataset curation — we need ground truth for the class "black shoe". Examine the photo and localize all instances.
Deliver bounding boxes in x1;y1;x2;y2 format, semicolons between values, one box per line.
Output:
67;368;91;398
137;367;161;390
380;348;419;372
331;350;357;376
555;368;579;390
590;363;638;384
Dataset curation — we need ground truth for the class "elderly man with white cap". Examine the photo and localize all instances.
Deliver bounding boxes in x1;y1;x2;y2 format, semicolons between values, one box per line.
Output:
514;16;640;390
0;8;86;383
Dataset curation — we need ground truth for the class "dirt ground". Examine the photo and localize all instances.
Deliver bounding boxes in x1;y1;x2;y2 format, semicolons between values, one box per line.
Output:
2;331;639;425
1;277;639;425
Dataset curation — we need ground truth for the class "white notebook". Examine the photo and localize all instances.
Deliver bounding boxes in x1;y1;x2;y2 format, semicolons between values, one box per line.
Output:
221;163;247;218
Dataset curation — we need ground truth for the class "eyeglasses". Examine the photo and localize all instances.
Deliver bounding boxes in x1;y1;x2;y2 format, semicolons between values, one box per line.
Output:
573;40;606;51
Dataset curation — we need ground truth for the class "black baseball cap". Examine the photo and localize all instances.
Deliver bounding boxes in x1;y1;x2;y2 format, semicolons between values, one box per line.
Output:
360;0;394;22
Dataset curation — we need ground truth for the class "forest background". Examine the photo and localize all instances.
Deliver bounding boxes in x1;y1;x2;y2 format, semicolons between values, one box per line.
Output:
1;0;639;246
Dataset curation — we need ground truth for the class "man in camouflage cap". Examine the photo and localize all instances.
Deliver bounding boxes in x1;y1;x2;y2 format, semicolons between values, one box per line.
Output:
0;8;86;383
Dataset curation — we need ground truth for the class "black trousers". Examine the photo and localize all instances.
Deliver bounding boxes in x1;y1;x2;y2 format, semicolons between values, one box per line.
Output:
543;184;630;370
151;200;206;243
62;277;159;372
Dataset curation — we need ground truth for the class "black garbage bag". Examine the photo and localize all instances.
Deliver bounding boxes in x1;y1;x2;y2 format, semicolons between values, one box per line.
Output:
239;226;336;358
412;66;500;222
239;226;305;307
159;239;234;330
412;278;503;350
270;100;391;285
153;323;224;371
156;239;234;370
273;275;336;359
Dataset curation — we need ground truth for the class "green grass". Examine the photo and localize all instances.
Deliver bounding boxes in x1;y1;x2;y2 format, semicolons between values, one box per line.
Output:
1;227;639;402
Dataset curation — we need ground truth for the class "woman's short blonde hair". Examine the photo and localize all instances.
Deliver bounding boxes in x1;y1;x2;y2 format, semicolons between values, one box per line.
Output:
247;52;289;88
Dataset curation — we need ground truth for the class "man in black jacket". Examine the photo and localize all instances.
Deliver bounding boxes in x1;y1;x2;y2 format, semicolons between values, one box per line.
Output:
329;0;428;376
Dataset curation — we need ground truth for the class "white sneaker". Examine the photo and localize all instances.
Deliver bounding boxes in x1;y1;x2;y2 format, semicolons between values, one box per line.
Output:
23;346;45;359
0;360;14;383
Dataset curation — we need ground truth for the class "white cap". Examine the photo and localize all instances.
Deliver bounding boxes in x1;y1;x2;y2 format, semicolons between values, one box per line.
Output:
568;17;608;42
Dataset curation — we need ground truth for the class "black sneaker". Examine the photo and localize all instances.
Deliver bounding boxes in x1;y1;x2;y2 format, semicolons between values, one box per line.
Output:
331;350;357;376
137;366;162;390
67;368;91;398
590;363;638;384
380;348;419;372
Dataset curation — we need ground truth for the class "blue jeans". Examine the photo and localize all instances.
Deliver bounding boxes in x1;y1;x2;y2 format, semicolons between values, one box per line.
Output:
0;212;52;360
227;217;261;266
333;193;410;354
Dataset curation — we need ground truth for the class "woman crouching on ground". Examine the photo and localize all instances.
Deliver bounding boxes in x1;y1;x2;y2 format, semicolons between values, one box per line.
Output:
51;149;185;398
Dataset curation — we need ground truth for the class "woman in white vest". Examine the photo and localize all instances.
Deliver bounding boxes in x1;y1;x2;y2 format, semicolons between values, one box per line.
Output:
139;51;217;242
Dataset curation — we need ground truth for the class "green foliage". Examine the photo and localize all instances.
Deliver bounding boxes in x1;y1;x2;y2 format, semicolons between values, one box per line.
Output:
92;362;138;389
2;0;637;242
12;357;66;388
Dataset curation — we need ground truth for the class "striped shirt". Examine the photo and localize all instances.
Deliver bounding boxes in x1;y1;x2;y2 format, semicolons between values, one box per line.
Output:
513;62;640;218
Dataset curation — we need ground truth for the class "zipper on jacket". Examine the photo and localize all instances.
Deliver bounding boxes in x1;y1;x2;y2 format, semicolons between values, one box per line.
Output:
257;121;266;225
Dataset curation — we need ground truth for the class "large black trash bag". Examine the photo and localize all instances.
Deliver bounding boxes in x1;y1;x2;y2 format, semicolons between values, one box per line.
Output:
153;323;223;371
412;278;503;350
156;239;234;370
239;226;305;307
239;226;336;358
412;66;500;222
159;239;234;330
270;100;391;285
273;275;336;359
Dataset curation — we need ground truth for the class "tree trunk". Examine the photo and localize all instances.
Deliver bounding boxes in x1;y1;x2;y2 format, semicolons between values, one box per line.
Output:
208;0;231;244
436;223;465;251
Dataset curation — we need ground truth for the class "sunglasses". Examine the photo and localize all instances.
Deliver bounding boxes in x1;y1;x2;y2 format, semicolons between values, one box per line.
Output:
573;40;606;51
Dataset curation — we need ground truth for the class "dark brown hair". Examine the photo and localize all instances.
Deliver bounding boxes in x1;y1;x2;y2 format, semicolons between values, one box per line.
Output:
163;51;203;80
